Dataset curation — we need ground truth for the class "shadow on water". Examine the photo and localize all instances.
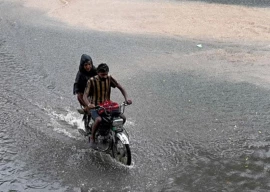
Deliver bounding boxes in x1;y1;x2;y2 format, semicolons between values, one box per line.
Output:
182;0;270;7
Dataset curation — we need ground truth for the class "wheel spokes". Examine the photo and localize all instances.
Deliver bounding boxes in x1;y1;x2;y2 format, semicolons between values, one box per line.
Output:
115;144;127;164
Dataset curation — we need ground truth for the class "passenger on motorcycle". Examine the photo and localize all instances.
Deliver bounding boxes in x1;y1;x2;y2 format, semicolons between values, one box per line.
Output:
73;54;97;110
83;63;132;149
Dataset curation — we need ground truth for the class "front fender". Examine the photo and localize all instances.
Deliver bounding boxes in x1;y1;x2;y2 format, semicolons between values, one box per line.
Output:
116;132;129;144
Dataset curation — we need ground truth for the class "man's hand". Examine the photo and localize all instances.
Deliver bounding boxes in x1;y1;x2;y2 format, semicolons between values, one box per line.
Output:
87;104;96;109
125;99;132;105
84;104;95;113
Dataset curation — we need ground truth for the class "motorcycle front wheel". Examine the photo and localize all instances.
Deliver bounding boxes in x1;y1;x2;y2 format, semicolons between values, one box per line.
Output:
112;138;131;166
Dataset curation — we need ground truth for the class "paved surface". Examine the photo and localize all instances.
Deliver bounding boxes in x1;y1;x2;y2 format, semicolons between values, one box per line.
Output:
1;0;270;191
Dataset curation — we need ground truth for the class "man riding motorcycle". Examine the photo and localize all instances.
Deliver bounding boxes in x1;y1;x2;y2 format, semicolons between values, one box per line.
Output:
83;63;132;149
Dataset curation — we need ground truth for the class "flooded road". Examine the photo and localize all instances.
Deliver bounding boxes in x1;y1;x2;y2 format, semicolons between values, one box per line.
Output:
184;0;270;7
1;0;270;191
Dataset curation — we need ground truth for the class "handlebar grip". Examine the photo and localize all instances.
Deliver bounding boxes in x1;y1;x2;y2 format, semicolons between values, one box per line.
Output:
87;105;100;113
123;102;132;106
94;105;100;109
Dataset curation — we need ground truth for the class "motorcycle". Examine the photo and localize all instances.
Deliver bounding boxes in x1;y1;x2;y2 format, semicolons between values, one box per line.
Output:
77;100;132;166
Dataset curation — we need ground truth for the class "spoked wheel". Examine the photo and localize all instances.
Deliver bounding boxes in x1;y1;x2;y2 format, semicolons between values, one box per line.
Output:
83;114;92;136
84;114;91;129
112;138;131;165
96;134;112;152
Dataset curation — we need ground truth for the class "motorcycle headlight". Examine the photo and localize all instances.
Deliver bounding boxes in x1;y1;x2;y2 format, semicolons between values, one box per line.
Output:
112;118;123;127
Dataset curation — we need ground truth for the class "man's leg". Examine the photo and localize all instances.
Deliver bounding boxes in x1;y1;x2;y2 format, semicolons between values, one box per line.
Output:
85;114;92;135
90;116;101;142
89;110;101;149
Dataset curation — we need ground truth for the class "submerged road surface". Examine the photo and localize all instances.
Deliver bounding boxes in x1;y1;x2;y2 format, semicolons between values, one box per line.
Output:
1;0;270;191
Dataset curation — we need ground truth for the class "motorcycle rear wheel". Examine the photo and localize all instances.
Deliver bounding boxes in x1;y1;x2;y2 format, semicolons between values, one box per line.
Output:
112;138;131;166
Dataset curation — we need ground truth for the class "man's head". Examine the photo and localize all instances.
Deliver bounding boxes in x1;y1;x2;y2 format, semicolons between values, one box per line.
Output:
97;63;109;80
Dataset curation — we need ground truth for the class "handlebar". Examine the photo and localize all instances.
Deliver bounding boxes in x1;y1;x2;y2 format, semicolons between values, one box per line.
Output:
93;105;102;109
121;101;132;106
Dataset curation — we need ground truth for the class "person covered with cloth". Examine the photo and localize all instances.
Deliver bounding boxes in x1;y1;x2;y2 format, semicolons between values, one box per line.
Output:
83;63;132;149
73;54;97;110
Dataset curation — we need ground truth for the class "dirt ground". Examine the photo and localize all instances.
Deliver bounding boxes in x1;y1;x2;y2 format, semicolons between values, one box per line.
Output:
22;0;270;87
23;0;270;43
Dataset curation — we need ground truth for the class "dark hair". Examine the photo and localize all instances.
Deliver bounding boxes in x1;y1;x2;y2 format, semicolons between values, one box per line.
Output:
97;63;109;73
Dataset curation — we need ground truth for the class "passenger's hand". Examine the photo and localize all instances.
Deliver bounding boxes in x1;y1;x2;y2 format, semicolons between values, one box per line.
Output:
126;99;132;105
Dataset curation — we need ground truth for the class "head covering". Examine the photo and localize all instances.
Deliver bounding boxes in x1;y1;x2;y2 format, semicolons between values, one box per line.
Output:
79;54;93;74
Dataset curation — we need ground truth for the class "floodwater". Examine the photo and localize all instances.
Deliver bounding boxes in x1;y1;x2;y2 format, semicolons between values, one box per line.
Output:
184;0;270;7
1;0;270;191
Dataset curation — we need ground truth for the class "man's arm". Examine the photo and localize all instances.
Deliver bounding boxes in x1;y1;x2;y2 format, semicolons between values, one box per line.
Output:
77;93;86;106
116;83;132;104
83;80;95;108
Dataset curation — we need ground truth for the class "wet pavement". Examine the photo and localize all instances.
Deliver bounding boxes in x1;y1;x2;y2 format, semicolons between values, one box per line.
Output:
1;0;270;191
184;0;270;7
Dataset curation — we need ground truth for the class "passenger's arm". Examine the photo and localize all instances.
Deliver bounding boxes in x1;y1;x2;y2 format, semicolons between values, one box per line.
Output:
83;80;95;108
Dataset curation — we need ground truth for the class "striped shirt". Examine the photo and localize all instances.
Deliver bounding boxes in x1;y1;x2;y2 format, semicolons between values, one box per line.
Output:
84;74;118;105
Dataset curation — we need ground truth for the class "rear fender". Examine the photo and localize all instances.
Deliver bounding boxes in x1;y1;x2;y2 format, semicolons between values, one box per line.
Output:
116;132;129;144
